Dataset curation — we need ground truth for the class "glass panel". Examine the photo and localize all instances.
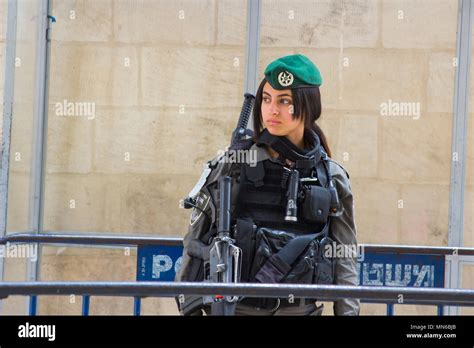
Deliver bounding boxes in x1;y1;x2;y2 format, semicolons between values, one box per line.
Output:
37;0;248;314
43;0;248;235
259;0;460;316
1;0;42;315
259;0;458;247
5;0;40;234
464;7;474;248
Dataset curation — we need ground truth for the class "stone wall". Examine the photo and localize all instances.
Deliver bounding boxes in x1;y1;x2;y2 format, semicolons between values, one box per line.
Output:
0;0;472;315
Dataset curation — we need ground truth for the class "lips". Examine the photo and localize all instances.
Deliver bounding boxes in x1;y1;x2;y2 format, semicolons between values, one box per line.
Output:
267;120;281;125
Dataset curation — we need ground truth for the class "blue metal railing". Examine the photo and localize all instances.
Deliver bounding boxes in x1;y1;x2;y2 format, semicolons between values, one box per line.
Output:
82;295;90;316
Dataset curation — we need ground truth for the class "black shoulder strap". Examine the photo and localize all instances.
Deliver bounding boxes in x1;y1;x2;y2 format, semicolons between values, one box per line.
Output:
315;160;328;188
229;138;254;151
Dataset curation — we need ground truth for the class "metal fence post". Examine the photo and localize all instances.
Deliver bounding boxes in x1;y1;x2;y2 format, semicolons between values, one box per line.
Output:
26;0;52;316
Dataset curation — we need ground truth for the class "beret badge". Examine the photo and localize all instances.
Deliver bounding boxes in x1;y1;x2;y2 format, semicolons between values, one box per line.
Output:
278;71;294;87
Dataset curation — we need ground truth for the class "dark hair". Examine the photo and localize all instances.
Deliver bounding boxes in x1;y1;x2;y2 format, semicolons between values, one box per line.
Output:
252;78;332;158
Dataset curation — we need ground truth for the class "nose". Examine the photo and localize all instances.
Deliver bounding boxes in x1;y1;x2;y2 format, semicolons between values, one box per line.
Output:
269;100;279;115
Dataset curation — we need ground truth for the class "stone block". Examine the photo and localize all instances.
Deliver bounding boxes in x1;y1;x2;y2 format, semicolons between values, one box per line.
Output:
427;52;456;113
94;108;162;174
380;113;452;182
261;0;378;48
49;45;138;106
155;108;237;175
382;0;457;49
399;184;450;246
114;0;214;45
350;178;400;244
94;107;235;175
43;174;122;233
141;47;245;108
217;0;247;46
330;49;427;112
336;113;378;178
50;0;113;42
119;174;197;235
46;104;92;174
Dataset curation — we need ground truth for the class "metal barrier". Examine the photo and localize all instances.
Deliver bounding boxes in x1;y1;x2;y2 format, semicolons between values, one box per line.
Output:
1;232;474;316
0;282;474;314
2;232;474;254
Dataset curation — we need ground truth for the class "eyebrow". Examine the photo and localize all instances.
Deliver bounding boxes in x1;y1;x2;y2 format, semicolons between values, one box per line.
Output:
263;91;292;98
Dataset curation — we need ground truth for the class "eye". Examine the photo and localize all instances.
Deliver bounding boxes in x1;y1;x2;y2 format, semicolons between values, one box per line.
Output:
263;97;271;103
280;99;291;105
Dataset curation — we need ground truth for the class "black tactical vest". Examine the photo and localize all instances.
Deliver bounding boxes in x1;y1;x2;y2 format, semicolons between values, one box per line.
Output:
231;133;336;286
235;158;328;235
233;127;333;236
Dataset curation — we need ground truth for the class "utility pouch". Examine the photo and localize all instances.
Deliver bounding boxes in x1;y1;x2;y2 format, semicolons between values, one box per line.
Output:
301;185;331;224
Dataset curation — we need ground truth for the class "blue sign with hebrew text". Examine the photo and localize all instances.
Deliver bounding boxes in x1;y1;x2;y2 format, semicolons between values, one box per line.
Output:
136;245;445;288
136;245;183;282
356;252;445;288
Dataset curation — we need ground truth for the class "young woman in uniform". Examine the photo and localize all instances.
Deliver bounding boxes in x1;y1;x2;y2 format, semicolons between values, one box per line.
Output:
177;54;360;316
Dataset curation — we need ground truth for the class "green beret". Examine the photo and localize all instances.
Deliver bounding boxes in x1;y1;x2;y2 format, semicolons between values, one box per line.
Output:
264;54;322;90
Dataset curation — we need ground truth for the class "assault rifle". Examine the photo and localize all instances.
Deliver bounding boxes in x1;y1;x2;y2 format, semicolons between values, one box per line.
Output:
209;93;255;315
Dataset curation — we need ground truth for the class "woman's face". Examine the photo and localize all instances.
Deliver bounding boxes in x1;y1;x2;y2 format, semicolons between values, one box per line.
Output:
261;82;305;145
